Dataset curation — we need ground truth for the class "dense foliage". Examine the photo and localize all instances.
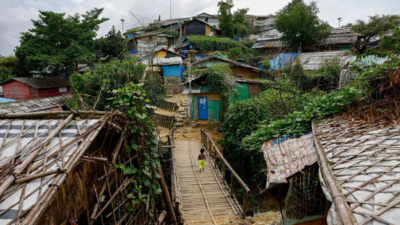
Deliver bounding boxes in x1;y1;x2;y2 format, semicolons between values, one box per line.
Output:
223;76;364;183
70;57;164;110
204;64;237;118
217;1;251;39
0;56;18;82
15;8;108;76
275;1;331;50
227;47;243;60
95;26;127;61
111;84;162;213
289;58;342;91
188;35;249;53
346;15;400;43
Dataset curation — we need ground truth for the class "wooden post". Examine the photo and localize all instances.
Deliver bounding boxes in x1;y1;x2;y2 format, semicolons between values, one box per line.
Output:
156;208;160;225
158;168;177;225
214;145;217;169
242;190;248;219
223;163;226;184
230;173;234;196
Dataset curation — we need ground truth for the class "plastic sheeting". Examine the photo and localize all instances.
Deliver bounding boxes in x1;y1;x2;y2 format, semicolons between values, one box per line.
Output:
153;57;183;66
231;83;249;103
270;53;299;70
315;117;400;225
0;119;99;224
260;133;318;189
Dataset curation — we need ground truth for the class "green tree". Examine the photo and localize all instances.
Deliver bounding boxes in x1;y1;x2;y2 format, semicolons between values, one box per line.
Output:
218;1;251;39
0;56;18;82
345;15;400;43
95;26;127;61
15;8;108;77
275;1;331;50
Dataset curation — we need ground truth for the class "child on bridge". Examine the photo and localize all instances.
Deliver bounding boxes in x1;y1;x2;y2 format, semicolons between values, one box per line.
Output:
198;148;206;173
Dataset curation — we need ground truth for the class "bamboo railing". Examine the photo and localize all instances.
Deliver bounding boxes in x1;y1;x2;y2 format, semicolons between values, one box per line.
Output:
169;129;183;224
200;129;251;219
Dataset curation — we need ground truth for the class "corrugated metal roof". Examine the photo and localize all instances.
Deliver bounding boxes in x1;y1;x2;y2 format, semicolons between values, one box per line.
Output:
0;78;70;89
315;116;400;225
192;55;266;73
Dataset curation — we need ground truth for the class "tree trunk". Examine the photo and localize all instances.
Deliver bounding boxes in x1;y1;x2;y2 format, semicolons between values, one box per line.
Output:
65;64;69;78
75;61;79;72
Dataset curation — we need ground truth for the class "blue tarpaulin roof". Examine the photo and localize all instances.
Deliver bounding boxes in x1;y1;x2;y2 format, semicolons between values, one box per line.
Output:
270;53;298;70
0;98;17;103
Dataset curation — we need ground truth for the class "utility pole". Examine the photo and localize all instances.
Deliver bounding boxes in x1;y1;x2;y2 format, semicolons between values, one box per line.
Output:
338;17;342;28
170;0;172;19
182;50;196;128
121;19;125;33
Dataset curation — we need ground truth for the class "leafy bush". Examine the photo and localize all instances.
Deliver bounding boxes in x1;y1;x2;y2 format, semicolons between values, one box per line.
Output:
188;35;249;53
228;47;243;60
242;86;364;151
204;64;237;118
69;57;165;110
289;58;342;91
262;60;271;70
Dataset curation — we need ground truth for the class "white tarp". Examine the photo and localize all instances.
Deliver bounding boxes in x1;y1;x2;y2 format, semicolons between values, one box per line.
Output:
260;133;318;189
153;57;182;66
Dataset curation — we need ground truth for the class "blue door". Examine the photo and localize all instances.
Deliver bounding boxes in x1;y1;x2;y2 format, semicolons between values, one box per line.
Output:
198;97;208;120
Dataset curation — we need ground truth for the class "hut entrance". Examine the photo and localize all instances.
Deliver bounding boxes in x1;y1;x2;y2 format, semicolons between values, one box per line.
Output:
285;163;327;219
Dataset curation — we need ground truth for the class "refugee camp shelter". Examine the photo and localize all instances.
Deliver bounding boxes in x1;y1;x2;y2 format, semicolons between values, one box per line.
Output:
149;17;191;30
1;78;71;100
250;16;276;34
182;76;255;122
297;51;352;71
193;13;219;28
182;76;222;121
184;18;221;36
192;55;266;79
153;57;183;85
312;27;364;52
252;29;289;53
173;42;195;58
154;48;186;59
133;31;174;53
314;116;400;225
0;111;147;225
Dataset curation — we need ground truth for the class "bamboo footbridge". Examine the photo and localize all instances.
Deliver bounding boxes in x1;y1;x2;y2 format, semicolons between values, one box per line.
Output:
168;129;250;225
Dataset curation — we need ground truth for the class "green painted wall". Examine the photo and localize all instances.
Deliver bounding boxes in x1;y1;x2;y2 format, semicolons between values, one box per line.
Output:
192;95;221;121
208;100;221;121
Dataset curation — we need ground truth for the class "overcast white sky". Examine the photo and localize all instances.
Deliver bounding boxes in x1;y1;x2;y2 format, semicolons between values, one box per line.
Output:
1;0;399;56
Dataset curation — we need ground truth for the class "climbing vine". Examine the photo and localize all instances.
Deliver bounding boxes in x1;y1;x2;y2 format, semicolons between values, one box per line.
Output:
111;83;162;215
203;64;237;120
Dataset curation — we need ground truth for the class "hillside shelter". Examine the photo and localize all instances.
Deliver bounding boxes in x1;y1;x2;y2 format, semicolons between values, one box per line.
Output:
0;77;71;100
182;76;257;122
184;18;221;36
153;57;183;85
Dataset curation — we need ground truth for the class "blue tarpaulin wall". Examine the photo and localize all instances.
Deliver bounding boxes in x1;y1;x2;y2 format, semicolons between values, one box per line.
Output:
270;53;298;70
163;65;181;77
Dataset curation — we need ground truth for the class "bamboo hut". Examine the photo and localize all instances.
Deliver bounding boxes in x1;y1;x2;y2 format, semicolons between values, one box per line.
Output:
0;111;148;225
